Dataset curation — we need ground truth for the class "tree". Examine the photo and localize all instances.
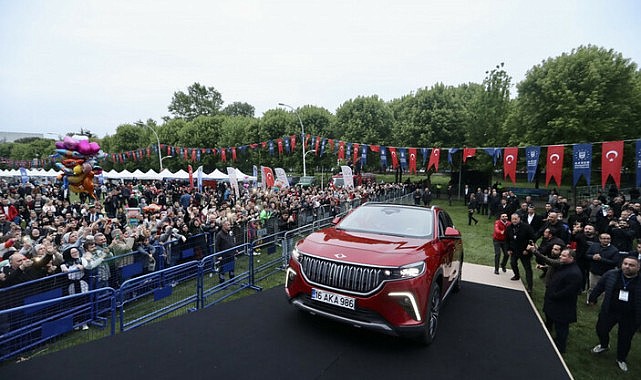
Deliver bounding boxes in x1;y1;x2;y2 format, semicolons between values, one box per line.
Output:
335;95;393;145
168;82;224;120
222;102;255;117
513;45;641;145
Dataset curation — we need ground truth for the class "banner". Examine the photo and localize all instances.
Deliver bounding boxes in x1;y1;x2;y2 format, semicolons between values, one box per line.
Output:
341;165;354;189
546;145;564;187
274;167;290;188
503;147;518;184
352;143;359;166
463;148;476;163
573;143;592;186
483;148;502;166
197;166;203;192
448;148;459;165
421;148;429;167
602;140;624;189
399;148;407;170
338;141;345;160
361;144;368;169
19;167;28;184
188;165;194;191
261;166;275;188
525;146;540;183
227;167;239;198
380;146;388;168
389;147;398;169
428;148;440;172
409;148;417;174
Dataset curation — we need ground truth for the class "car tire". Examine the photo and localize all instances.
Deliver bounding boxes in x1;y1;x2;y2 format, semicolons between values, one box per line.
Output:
417;282;441;346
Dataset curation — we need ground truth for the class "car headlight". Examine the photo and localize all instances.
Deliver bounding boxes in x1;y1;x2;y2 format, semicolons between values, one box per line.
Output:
383;261;425;279
291;247;300;262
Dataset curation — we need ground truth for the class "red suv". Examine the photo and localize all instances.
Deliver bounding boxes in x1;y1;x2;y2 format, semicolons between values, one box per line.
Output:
285;203;463;344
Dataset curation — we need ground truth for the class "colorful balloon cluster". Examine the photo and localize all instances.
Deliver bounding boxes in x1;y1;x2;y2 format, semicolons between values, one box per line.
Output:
53;135;106;199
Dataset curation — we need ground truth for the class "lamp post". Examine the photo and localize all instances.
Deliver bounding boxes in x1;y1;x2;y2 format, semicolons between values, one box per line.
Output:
278;103;306;177
136;122;164;171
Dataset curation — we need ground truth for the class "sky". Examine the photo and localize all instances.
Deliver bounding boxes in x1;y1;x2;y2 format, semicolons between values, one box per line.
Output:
1;0;640;139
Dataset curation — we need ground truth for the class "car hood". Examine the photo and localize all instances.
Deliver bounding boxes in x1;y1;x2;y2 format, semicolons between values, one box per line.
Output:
297;227;431;266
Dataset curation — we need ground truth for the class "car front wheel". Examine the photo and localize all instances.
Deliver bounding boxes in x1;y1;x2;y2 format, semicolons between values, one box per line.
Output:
417;282;441;345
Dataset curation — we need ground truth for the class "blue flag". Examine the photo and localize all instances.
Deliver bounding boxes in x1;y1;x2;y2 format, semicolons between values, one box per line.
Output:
361;145;368;168
399;148;407;170
380;146;388;168
525;146;541;183
573;143;592;186
448;148;459;165
483;148;502;166
421;148;429;167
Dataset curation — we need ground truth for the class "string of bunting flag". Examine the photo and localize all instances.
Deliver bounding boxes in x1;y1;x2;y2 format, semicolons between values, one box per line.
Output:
98;135;641;189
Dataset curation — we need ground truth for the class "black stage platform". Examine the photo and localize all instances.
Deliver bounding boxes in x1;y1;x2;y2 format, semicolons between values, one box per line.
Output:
0;282;571;380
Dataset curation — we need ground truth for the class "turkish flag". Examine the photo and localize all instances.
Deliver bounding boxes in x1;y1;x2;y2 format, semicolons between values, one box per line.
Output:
231;147;237;161
389;147;398;169
463;148;476;163
328;139;334;152
370;144;380;153
277;139;283;155
191;149;197;162
409;148;417;174
261;166;275;188
353;143;360;165
290;135;296;151
428;148;440;172
316;136;321;155
221;148;227;162
503;147;518;184
546;145;564;187
338;141;345;160
188;165;194;191
602;141;624;189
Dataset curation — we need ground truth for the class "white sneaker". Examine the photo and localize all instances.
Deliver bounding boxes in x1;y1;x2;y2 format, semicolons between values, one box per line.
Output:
617;361;628;372
591;344;608;354
81;324;89;330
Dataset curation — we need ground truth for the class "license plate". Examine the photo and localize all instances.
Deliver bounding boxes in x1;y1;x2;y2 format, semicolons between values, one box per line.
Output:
311;288;356;310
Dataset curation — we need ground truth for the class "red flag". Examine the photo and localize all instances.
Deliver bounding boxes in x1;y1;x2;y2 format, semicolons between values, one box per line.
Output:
338;141;345;160
428;148;440;172
602;140;624;189
409;148;417;174
147;147;151;158
231;147;237;161
546;145;564;187
353;143;360;165
328;139;334;152
183;148;188;160
503;147;518;184
188;165;194;191
277;139;283;155
167;145;171;156
290;135;296;151
389;147;398;169
463;148;476;163
261;166;275;188
315;136;321;155
261;141;267;149
221;149;227;162
370;144;380;153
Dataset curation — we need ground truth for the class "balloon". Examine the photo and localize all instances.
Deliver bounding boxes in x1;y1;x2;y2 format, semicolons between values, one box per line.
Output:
55;141;66;149
77;140;91;155
72;134;89;141
62;158;85;168
63;136;78;150
89;142;101;155
67;173;86;185
73;165;83;175
82;162;92;174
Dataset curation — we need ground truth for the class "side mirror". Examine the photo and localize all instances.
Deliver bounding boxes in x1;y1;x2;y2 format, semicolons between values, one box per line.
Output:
444;226;461;238
332;216;342;225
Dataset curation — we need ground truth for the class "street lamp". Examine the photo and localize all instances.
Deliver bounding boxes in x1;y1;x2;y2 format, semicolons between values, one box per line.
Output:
135;122;164;171
278;103;306;177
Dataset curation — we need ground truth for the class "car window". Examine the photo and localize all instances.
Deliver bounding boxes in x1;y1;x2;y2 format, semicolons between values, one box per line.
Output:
338;205;433;238
438;211;453;237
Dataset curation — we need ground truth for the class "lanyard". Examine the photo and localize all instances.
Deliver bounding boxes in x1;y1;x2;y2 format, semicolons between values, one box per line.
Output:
621;272;634;290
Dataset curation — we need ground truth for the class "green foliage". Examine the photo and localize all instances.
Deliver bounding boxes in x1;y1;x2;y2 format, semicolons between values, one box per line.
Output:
168;82;224;120
515;45;641;145
222;101;255;117
335;95;393;145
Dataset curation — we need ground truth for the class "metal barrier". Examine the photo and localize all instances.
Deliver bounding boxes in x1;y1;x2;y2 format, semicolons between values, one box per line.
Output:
0;287;116;362
118;261;200;332
0;190;415;362
199;243;259;309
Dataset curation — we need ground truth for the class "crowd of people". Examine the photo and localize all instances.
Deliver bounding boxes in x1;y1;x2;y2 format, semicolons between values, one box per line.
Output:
489;186;641;371
0;178;410;290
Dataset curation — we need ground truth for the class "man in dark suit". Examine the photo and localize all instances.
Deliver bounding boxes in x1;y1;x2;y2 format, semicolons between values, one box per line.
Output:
506;213;536;292
542;248;583;353
84;204;104;223
524;204;543;237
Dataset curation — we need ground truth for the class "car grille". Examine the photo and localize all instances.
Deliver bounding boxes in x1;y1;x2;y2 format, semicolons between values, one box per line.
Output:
299;254;385;295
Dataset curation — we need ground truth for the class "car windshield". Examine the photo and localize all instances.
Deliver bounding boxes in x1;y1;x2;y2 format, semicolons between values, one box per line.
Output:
338;204;433;238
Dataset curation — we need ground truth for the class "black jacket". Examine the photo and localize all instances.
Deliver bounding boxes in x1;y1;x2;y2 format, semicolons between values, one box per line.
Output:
506;222;535;257
589;268;641;325
543;261;583;323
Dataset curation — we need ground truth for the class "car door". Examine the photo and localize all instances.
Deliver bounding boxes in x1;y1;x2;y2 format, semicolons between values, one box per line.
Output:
438;210;462;292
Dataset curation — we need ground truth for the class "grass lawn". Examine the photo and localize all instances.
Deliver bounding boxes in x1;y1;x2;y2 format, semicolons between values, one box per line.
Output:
440;197;639;379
